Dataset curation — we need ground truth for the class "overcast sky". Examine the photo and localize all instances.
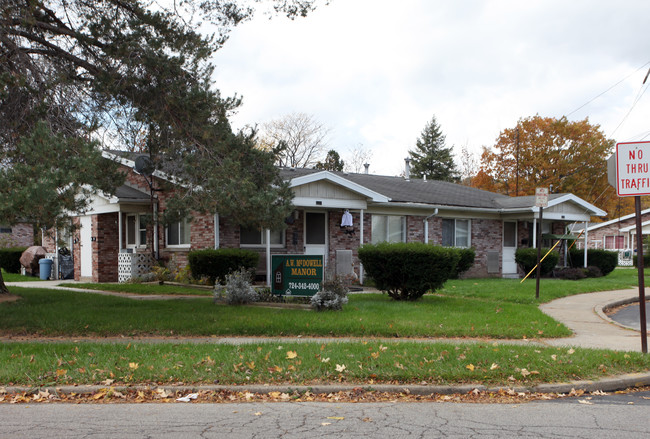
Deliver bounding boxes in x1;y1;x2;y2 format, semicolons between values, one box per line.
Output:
212;0;650;176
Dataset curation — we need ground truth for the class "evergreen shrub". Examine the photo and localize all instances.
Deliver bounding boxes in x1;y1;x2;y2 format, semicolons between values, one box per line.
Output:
0;247;28;273
451;247;476;279
568;248;618;276
188;248;259;284
515;248;559;277
358;242;461;301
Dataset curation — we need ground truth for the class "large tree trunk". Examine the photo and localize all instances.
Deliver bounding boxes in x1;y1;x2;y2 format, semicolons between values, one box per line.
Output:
0;268;9;295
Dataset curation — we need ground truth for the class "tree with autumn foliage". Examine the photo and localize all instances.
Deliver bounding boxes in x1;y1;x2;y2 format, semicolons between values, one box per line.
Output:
474;116;627;218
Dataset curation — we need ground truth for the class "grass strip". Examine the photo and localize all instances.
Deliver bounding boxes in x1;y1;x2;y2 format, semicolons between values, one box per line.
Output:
2;287;570;338
1;341;648;387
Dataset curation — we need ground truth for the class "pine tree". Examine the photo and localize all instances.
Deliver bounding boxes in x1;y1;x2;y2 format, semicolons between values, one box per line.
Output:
408;116;459;182
315;150;345;171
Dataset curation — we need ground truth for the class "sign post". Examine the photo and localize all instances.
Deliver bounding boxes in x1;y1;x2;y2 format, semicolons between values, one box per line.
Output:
535;188;549;300
609;141;650;353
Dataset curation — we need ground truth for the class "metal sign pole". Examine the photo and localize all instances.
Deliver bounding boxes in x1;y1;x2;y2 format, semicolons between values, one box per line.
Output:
634;196;648;353
536;206;543;300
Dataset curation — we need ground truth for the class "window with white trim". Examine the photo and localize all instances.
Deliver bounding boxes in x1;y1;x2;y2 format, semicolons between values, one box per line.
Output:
166;218;191;247
442;218;471;247
0;226;11;234
240;227;285;247
604;235;625;250
371;215;406;244
126;214;149;248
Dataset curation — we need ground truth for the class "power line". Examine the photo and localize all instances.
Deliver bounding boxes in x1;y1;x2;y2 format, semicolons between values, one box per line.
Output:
566;61;650;118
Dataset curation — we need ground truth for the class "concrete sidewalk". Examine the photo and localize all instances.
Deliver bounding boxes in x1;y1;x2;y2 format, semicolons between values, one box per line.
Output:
539;289;647;352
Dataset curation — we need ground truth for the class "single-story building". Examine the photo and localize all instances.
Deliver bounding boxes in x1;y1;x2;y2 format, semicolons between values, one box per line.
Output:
43;151;607;282
570;208;650;266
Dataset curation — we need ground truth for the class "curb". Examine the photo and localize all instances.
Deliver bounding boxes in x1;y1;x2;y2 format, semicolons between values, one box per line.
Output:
3;372;650;397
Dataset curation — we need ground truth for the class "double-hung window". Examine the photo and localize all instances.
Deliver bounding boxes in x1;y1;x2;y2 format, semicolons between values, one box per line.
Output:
240;227;285;247
167;218;191;247
604;235;625;250
442;218;470;247
371;215;406;244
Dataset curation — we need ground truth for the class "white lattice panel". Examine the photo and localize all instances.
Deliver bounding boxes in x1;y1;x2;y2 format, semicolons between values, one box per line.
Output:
118;252;154;283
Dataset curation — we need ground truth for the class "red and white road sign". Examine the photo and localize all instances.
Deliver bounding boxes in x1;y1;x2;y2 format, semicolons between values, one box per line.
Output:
615;141;650;197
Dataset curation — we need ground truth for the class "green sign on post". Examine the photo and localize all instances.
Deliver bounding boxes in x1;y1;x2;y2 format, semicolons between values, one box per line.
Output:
271;254;323;296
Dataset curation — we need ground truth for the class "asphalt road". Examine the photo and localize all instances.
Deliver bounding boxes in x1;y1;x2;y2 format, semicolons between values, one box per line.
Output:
608;301;650;331
2;392;650;439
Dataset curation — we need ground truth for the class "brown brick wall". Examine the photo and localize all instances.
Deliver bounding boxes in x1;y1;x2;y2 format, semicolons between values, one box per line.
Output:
0;223;33;248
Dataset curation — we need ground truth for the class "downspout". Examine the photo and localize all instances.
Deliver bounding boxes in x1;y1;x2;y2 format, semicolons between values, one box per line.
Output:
424;209;439;244
153;201;159;260
118;206;123;252
214;213;220;249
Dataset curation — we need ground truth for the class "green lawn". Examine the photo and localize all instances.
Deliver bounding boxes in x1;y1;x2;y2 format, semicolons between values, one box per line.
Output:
2;287;569;338
2;268;649;388
72;282;213;296
2;341;649;387
1;269;40;282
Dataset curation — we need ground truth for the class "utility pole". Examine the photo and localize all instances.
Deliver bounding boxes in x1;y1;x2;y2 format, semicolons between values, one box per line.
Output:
515;126;520;196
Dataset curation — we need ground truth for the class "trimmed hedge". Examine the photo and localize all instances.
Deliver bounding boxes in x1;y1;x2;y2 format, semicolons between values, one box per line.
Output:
0;247;28;273
451;247;476;279
188;249;259;284
358;242;462;301
633;254;650;268
568;248;618;276
515;248;559;277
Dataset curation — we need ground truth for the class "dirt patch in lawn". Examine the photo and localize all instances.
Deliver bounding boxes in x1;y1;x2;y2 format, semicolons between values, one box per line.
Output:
0;294;21;303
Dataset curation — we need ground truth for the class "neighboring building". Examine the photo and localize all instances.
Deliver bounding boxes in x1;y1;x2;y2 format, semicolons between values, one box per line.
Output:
45;151;606;283
0;223;33;248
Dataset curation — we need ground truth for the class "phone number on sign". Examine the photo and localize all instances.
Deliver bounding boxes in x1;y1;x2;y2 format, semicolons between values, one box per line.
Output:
288;282;320;291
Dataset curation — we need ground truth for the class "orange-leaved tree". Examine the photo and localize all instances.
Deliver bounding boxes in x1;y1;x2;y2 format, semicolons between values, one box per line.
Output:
473;115;632;219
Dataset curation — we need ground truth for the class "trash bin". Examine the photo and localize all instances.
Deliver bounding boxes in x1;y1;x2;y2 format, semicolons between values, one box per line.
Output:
39;258;53;280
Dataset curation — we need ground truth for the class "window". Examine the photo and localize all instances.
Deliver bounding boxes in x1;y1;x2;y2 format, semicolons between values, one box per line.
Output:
126;214;149;248
442;218;470;247
371;215;405;244
604;235;625;250
0;226;11;234
240;227;284;247
167;218;191;247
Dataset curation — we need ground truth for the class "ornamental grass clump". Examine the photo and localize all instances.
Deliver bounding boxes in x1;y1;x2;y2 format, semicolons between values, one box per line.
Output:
311;277;349;311
223;268;258;305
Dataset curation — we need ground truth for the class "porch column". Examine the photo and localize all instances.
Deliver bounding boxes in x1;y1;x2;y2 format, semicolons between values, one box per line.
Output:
265;229;271;286
359;209;364;284
583;221;588;268
532;217;537;249
118;208;123;251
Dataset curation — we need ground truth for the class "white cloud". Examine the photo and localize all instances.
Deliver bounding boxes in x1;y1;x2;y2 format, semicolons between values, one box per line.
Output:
213;0;650;175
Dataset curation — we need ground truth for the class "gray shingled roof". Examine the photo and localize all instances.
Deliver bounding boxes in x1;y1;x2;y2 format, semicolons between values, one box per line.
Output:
114;185;151;203
280;168;511;209
106;150;549;210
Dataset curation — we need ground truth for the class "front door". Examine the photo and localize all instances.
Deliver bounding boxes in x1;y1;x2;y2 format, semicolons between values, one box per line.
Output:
502;221;518;276
304;212;327;266
79;215;93;278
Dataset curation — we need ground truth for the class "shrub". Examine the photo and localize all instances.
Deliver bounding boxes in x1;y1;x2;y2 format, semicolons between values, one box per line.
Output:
222;268;258;305
188;249;259;284
568;248;618;276
0;247;28;273
515;248;559;277
633;254;650;268
451;247;476;279
585;265;603;278
552;267;586;280
311;276;349;311
358;242;460;301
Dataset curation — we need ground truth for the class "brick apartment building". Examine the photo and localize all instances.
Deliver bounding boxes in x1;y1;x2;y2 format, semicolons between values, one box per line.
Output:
44;151;606;283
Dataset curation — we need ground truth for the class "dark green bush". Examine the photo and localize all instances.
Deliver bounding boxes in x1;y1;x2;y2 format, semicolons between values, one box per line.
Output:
568;248;618;276
358;242;461;301
633;254;650;268
515;248;559;277
0;247;28;273
451;247;476;279
552;267;586;280
188;248;259;284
